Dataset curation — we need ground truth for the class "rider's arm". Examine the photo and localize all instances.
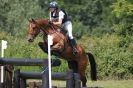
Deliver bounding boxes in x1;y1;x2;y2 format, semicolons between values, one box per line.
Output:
53;18;63;25
53;11;64;26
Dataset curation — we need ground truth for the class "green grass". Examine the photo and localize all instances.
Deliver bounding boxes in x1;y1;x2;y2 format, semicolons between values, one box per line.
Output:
88;80;133;88
52;80;133;88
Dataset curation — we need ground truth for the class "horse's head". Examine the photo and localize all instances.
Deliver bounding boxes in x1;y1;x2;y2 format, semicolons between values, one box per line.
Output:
27;19;41;42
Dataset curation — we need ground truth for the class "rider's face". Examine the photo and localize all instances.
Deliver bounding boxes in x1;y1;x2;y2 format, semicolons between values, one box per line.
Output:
49;8;55;12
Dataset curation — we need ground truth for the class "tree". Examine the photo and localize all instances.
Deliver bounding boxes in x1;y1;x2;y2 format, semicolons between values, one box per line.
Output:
0;0;47;36
111;0;133;35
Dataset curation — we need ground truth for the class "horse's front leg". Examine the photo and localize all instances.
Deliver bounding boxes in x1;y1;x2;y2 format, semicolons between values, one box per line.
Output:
38;42;58;56
38;42;48;53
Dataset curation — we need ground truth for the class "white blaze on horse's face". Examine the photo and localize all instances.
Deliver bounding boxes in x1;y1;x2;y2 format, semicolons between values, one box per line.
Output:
27;22;40;42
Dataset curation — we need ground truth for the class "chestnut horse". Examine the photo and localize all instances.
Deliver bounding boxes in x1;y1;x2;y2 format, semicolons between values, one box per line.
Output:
27;19;97;87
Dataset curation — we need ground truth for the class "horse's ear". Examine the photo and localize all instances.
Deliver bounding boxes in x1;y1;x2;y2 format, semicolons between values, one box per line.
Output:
31;18;36;24
28;18;36;24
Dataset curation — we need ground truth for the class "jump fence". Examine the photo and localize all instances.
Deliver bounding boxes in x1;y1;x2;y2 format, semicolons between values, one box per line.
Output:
0;58;81;88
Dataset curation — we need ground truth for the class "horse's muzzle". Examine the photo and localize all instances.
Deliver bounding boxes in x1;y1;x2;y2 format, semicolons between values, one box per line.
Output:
27;38;34;42
27;35;34;42
27;34;34;42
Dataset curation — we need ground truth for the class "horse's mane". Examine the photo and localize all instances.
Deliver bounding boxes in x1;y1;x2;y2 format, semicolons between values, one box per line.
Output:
34;18;49;26
35;18;61;31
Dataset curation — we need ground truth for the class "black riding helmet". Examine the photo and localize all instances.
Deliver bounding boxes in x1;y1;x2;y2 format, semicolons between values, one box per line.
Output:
48;1;58;8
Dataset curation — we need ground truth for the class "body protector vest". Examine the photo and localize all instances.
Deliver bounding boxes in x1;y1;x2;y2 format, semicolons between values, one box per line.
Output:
51;9;71;24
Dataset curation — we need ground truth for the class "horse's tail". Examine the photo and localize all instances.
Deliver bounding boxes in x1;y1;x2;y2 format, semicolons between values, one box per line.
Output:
86;52;97;81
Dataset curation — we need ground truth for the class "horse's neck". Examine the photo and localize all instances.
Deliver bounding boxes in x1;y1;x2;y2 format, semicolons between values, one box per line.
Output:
45;25;58;34
40;22;68;41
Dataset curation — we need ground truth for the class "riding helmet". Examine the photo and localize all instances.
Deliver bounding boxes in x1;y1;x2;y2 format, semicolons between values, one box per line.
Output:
49;1;58;8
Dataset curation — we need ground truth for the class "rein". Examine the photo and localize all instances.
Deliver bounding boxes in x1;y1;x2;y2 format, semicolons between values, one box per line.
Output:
39;23;57;35
39;22;65;41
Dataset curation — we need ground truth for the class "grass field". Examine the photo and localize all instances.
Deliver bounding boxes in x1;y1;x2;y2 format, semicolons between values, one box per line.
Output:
52;80;133;88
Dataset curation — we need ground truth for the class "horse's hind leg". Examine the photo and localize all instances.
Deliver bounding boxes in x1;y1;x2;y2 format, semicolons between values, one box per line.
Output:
81;75;87;87
78;57;88;87
68;60;87;87
67;60;78;73
79;65;87;87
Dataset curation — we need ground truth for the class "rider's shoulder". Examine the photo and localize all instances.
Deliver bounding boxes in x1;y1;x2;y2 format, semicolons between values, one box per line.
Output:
59;10;64;14
60;8;66;12
58;9;65;14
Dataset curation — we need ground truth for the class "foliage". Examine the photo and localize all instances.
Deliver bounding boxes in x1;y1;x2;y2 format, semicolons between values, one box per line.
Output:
111;0;133;35
0;0;133;79
79;34;133;79
0;0;47;36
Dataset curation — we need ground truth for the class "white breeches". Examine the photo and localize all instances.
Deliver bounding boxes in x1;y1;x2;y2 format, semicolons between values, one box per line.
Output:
62;21;74;39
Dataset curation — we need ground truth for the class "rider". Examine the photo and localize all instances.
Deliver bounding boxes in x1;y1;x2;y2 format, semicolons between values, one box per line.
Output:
48;1;78;54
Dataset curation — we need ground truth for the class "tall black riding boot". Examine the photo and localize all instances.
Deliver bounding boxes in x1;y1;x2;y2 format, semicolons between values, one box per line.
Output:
70;39;78;54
